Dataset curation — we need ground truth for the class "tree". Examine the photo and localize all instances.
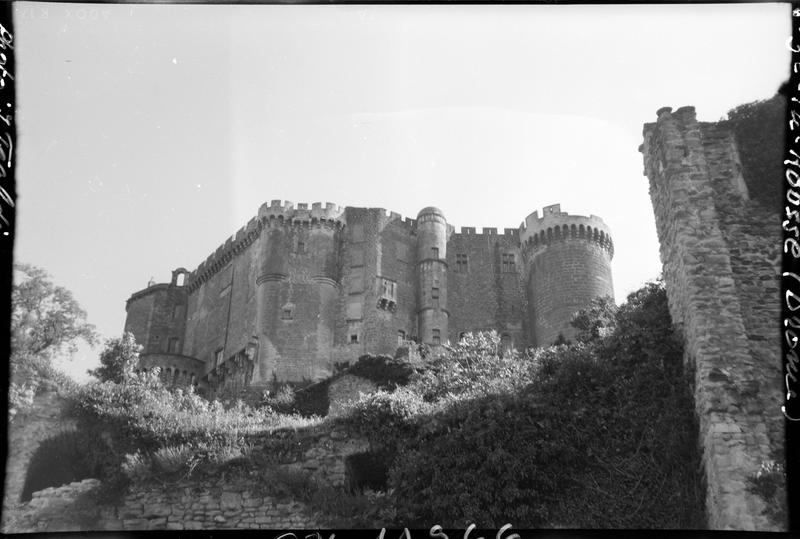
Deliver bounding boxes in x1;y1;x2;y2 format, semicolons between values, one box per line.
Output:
11;263;99;379
570;295;617;344
88;332;141;383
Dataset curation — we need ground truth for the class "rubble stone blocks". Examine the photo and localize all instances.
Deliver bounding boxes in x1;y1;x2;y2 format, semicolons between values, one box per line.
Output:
641;105;784;530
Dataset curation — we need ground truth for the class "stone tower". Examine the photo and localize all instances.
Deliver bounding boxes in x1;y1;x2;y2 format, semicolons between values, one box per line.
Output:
415;206;449;346
520;204;614;346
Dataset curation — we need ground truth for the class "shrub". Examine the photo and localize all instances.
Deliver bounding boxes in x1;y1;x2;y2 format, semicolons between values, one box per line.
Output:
384;281;704;528
347;354;417;389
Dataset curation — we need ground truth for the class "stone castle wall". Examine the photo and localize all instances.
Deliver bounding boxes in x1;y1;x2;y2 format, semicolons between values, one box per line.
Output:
125;202;616;392
447;230;526;347
640;105;784;530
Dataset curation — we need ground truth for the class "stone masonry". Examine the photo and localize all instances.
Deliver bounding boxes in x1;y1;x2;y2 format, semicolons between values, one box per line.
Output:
124;202;615;396
5;425;370;532
641;105;784;530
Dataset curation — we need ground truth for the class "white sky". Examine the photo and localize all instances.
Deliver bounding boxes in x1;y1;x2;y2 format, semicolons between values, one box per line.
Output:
12;2;790;380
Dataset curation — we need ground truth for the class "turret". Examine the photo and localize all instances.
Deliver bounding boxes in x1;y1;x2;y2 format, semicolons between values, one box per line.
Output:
124;267;189;355
416;206;449;345
520;204;614;346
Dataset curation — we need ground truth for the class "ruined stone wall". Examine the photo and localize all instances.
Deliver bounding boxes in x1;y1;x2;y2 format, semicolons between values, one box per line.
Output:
2;390;76;531
447;230;526;347
640;105;783;530
6;426;370;532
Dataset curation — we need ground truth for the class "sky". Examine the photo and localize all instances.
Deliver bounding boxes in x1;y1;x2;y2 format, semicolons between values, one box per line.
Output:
12;2;790;381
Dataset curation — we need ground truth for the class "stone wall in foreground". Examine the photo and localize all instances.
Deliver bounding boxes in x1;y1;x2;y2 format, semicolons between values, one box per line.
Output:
640;105;784;530
5;425;370;532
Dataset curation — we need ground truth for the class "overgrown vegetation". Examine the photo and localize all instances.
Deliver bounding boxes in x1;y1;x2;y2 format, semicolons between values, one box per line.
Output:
724;92;785;209
10;263;96;418
341;280;704;528
23;280;704;528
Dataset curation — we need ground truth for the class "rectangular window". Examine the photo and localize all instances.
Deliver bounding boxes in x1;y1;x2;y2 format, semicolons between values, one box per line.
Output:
214;348;223;366
397;330;406;344
381;278;397;299
350;334;359;344
296;241;306;254
502;253;516;273
431;247;439;259
455;253;468;273
432;329;441;345
168;337;180;354
282;308;293;320
431;287;440;309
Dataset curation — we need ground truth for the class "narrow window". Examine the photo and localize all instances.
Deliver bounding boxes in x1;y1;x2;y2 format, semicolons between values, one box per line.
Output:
168;337;180;354
172;305;183;319
176;273;185;287
215;348;223;366
432;329;441;345
456;253;468;273
431;247;439;259
397;330;406;344
431;287;440;309
502;253;516;273
350;334;359;344
296;241;306;254
282;308;293;320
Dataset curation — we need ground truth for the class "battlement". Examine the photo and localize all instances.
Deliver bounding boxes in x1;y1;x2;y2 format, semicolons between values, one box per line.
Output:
258;200;345;224
520;204;613;257
453;226;520;240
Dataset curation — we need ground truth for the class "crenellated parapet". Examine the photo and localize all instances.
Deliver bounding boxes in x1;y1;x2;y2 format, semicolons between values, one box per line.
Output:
453;226;520;241
187;216;263;293
258;200;346;229
520;203;614;259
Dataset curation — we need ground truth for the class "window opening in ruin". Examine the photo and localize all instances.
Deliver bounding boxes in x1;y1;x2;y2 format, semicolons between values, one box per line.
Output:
432;329;441;345
378;278;397;312
431;247;439;259
350;334;359;344
296;241;306;254
176;273;185;287
398;330;406;344
431;287;440;309
455;253;468;273
168;337;179;354
172;305;182;319
502;253;516;273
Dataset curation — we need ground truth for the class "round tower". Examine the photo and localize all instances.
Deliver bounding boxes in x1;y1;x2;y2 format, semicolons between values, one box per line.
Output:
416;206;449;346
520;204;614;347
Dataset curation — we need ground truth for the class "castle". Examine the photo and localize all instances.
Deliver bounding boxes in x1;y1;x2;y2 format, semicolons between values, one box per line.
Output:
123;202;614;393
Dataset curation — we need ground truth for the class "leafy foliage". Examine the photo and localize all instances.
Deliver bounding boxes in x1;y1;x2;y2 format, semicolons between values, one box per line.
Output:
87;332;141;383
724;93;785;209
339;281;704;528
346;354;417;389
12;263;98;368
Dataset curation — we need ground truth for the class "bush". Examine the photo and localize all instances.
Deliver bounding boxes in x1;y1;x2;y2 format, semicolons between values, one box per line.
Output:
347;354;417;389
382;282;704;528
